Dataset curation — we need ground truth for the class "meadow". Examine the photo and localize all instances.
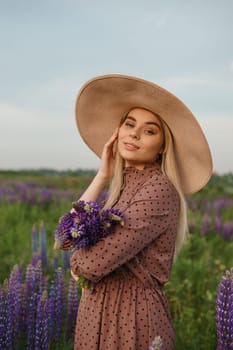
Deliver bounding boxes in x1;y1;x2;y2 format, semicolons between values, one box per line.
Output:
0;169;233;349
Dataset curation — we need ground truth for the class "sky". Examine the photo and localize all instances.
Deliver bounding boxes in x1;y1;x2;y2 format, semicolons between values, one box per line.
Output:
0;0;232;174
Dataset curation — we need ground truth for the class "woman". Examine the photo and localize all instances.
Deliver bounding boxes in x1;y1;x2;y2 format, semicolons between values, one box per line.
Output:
70;74;212;350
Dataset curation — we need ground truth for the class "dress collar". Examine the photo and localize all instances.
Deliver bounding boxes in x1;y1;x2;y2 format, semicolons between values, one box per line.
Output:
122;162;161;185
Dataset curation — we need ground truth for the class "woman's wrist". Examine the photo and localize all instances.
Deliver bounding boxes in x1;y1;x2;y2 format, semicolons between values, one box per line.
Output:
79;171;108;202
95;169;111;183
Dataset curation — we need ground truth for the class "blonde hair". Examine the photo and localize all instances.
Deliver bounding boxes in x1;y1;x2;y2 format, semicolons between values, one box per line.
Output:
103;110;188;258
160;121;188;257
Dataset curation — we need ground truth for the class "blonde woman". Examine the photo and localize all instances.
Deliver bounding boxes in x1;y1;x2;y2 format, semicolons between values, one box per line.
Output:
70;74;212;350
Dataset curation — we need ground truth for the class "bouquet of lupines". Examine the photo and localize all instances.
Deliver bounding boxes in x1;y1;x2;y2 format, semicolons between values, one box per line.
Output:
54;200;124;252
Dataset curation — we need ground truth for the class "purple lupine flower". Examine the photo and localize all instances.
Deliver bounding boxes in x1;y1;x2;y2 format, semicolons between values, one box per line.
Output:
201;213;211;236
66;277;79;340
35;290;49;350
62;250;71;270
25;264;39;350
31;252;41;267
47;280;56;342
214;198;233;215
148;335;163;350
39;222;48;268
19;283;27;335
53;252;59;270
35;261;43;295
25;264;36;298
215;216;223;233
54;268;66;341
54;200;124;251
216;267;233;349
222;222;233;240
100;207;124;237
0;287;7;349
0;180;76;206
31;224;38;253
54;211;76;249
6;265;22;350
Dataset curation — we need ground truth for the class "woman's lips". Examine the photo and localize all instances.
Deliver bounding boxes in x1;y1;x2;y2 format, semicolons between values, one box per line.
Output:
124;142;139;151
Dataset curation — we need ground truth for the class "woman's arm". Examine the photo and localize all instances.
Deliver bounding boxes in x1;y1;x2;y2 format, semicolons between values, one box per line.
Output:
70;178;179;283
69;130;118;278
77;129;118;202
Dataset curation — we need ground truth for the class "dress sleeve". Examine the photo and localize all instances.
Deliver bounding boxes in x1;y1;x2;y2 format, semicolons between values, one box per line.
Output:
70;180;178;283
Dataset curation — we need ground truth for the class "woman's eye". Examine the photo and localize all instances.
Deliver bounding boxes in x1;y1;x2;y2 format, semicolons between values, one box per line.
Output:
125;122;134;127
145;129;155;135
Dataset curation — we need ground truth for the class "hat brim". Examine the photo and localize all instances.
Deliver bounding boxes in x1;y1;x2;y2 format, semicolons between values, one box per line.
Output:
75;74;213;194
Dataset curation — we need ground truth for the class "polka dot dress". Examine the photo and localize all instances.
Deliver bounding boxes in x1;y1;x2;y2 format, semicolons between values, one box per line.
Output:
70;163;180;350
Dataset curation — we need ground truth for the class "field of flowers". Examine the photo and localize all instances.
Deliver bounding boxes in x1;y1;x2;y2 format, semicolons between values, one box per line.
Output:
0;170;233;349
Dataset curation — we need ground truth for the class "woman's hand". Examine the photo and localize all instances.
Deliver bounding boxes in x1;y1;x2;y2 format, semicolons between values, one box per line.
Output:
98;129;118;181
61;240;72;250
71;270;86;294
78;129;118;203
71;269;79;281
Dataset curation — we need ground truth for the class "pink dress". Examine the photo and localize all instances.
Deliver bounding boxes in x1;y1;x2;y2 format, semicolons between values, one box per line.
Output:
70;163;180;350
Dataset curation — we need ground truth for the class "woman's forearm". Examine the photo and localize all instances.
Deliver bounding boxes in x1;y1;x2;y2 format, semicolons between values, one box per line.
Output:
78;171;108;202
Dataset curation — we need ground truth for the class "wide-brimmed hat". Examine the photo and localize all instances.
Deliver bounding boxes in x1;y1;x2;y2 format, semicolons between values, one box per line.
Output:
75;74;212;194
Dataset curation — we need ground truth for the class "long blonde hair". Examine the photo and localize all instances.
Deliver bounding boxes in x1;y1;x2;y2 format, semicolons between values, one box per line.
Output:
103;110;188;257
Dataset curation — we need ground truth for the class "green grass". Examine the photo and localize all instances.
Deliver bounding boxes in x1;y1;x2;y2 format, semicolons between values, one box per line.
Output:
165;232;233;349
0;200;71;282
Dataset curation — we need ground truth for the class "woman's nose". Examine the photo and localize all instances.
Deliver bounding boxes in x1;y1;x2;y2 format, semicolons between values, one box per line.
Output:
130;130;140;139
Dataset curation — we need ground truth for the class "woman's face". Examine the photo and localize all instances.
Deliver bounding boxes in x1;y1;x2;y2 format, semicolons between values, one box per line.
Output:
117;108;165;169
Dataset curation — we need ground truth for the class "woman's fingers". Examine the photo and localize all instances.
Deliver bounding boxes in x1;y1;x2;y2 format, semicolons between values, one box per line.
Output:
61;240;72;250
98;129;119;179
111;128;119;142
71;270;79;281
104;129;118;147
102;129;118;158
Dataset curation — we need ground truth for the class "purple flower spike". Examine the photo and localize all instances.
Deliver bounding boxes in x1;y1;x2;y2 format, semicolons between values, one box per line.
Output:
62;250;71;269
48;280;56;341
25;263;39;350
215;216;223;234
201;213;211;236
35;291;49;350
216;267;233;349
54;268;66;341
31;224;38;253
222;222;233;241
31;252;41;267
66;277;79;340
39;222;48;268
6;265;22;350
0;287;7;349
53;252;59;270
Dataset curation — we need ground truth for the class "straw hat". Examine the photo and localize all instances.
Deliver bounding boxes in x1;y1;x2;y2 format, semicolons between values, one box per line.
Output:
75;74;212;194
